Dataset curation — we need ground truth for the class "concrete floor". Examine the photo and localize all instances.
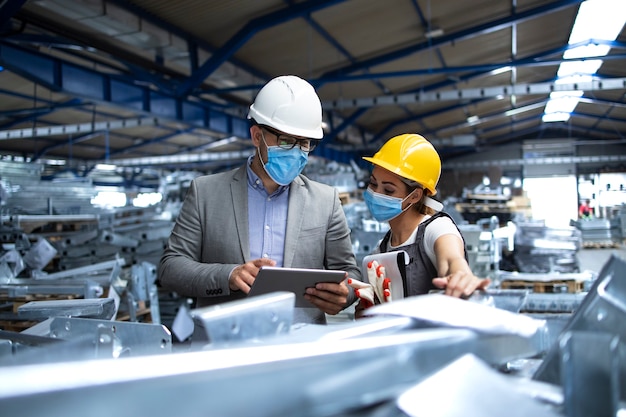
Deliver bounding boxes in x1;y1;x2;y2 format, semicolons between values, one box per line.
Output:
577;244;626;274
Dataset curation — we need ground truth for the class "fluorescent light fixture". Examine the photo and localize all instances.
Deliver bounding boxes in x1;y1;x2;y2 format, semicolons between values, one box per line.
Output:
133;192;163;208
504;102;546;117
543;0;626;122
489;66;512;76
466;115;480;124
542;112;571;122
91;191;127;208
41;158;67;166
425;28;444;39
95;163;117;171
203;136;237;150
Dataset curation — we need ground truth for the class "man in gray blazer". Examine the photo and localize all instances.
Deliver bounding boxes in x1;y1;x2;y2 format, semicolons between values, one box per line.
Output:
158;75;361;325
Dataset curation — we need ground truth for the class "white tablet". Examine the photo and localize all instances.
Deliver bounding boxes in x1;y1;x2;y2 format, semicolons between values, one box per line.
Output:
248;267;346;308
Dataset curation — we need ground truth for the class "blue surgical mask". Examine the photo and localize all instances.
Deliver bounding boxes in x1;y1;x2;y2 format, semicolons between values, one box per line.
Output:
364;187;414;222
259;132;308;185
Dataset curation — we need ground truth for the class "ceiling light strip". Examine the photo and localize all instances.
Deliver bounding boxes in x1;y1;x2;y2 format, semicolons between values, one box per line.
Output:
108;150;253;167
446;154;626;169
0;118;161;141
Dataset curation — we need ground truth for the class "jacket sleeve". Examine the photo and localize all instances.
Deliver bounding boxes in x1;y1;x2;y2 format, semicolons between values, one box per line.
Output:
324;187;362;307
157;177;238;298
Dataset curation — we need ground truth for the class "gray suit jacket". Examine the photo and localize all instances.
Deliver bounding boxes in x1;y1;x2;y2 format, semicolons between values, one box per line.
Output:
158;165;360;323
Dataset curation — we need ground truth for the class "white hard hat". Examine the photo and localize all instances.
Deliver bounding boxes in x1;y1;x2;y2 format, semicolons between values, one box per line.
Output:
247;75;323;139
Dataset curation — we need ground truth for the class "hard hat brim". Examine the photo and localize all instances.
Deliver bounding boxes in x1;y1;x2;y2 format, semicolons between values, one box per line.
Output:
362;155;437;196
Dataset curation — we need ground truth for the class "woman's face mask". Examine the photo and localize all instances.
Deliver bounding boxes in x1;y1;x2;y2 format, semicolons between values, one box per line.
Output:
259;131;308;185
363;187;415;222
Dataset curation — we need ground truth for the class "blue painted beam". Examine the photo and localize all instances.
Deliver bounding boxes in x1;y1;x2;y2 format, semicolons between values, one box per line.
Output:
175;0;346;97
0;41;249;139
107;0;266;83
318;0;584;83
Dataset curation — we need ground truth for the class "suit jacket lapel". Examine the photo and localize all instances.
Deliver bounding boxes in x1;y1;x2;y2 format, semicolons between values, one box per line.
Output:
231;166;250;261
283;176;306;268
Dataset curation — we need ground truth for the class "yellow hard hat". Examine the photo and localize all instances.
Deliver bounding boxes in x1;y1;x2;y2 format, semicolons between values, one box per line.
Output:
363;134;441;195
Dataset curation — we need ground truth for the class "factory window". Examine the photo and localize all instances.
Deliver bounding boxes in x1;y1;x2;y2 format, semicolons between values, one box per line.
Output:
523;176;578;228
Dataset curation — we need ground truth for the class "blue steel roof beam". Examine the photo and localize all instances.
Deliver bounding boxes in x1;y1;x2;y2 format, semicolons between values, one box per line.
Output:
296;2;390;96
46;137;172;163
465;110;626;150
212;41;625;97
0;96;88;120
1;33;99;53
322;108;368;144
577;96;626;110
14;3;262;104
409;0;448;76
367;97;491;147
479;113;542;136
424;95;626;145
0;41;252;145
175;0;346;98
361;69;617;145
106;128;196;159
577;97;626;138
1;33;174;94
31;131;102;161
295;2;419;144
31;123;191;161
569;111;626;140
106;0;267;83
482;117;625;149
314;46;626;88
416;78;626;144
317;0;584;85
439;99;549;134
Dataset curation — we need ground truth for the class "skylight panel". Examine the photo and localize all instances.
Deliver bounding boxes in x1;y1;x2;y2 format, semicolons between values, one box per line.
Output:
542;0;626;123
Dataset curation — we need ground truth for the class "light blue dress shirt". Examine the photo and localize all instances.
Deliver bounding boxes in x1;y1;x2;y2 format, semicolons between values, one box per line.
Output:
246;156;289;266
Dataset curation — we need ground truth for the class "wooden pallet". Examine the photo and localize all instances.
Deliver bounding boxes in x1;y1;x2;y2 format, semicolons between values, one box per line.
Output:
500;279;585;293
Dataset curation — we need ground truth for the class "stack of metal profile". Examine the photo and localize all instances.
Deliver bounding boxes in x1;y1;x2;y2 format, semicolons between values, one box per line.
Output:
512;221;581;274
0;161;98;216
0;254;624;417
571;218;621;247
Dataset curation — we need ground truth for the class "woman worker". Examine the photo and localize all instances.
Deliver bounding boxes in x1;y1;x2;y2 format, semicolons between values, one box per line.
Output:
350;133;490;315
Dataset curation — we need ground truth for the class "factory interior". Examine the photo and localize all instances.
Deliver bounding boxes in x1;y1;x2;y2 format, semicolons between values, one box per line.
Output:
1;1;626;416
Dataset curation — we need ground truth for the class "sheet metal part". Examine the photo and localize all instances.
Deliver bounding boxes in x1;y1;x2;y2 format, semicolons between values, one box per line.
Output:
1;279;104;299
560;331;621;417
533;254;626;401
363;293;549;364
396;354;562;417
0;317;172;366
17;298;117;320
190;291;295;348
0;328;478;417
122;261;161;324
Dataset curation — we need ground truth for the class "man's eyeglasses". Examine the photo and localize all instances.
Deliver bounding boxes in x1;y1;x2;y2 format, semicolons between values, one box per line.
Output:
262;126;320;152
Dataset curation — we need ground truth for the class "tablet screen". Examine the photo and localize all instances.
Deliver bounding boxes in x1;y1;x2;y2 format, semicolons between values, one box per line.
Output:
248;267;346;308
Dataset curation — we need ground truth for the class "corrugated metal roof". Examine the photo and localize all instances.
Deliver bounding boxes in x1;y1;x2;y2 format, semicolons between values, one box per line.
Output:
0;0;623;174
